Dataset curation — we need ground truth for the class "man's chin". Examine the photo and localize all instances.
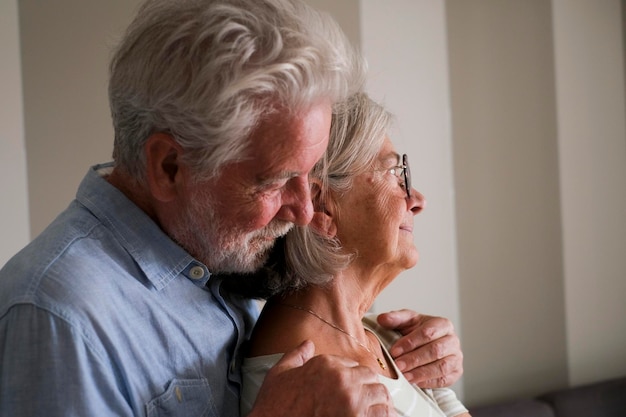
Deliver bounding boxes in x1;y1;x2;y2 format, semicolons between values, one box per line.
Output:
208;222;292;274
211;240;274;274
240;238;276;271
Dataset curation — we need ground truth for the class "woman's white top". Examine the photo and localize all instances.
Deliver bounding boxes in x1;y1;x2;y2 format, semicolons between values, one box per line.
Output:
240;314;468;417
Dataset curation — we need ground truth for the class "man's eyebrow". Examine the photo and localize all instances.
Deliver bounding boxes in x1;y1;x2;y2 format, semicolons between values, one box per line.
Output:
256;170;299;186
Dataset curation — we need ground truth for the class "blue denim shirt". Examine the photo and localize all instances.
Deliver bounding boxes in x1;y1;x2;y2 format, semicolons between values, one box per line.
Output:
0;163;259;417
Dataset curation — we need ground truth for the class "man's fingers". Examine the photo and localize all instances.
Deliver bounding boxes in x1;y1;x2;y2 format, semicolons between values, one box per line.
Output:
362;382;396;417
272;340;316;371
378;311;455;358
401;356;463;387
412;370;463;389
376;309;464;388
363;381;391;403
376;309;417;330
305;358;392;411
256;353;396;417
367;403;398;417
390;320;456;358
393;334;459;369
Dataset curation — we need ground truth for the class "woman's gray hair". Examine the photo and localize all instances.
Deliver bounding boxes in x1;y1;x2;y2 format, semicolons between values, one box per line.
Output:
282;92;393;290
109;0;365;183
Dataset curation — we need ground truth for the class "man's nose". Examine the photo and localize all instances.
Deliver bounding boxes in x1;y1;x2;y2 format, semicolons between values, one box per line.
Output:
275;176;314;226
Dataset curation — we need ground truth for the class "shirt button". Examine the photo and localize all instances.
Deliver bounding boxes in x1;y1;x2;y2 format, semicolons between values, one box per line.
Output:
189;266;205;280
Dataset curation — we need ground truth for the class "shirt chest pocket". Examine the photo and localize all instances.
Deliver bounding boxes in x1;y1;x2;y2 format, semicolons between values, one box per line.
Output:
146;378;216;417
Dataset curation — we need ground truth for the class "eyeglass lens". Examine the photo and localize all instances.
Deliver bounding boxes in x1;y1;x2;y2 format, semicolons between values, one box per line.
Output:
402;154;411;199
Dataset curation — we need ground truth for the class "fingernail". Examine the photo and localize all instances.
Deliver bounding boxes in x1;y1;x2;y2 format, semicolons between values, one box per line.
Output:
390;346;404;357
395;360;406;371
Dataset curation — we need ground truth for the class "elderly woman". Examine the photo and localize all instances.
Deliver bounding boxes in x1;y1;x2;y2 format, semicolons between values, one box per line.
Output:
236;93;470;417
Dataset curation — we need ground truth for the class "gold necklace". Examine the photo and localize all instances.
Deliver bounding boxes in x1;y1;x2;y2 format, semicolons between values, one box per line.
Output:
279;303;387;370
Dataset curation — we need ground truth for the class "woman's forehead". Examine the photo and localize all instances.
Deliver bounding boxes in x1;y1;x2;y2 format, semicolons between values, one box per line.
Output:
376;138;400;165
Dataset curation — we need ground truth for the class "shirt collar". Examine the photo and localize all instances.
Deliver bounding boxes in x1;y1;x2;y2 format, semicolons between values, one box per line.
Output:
76;163;211;289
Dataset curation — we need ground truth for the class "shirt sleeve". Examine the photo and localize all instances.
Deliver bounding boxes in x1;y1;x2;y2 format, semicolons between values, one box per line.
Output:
0;303;133;416
430;388;469;417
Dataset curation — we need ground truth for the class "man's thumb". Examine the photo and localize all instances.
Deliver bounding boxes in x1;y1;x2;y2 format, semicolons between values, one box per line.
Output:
273;340;315;370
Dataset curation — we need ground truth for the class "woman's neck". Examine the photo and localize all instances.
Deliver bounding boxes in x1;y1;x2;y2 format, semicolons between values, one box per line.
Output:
278;271;373;332
249;269;397;377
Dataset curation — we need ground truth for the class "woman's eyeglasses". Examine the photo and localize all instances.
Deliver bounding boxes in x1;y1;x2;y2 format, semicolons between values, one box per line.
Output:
387;154;411;199
329;153;412;199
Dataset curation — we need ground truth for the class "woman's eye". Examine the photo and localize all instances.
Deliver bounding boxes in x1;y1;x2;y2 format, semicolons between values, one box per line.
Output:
388;167;406;189
387;167;402;180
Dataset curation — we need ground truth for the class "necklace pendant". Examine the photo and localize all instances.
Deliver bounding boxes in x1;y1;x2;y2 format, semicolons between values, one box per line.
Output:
377;357;386;370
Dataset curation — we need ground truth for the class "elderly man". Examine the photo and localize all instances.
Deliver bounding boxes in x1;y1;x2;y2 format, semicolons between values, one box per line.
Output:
0;1;462;416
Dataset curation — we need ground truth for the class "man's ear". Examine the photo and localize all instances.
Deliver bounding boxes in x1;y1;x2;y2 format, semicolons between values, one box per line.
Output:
145;133;185;202
309;179;337;238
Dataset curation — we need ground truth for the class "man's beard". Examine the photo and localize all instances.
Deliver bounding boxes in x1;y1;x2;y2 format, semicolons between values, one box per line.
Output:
168;193;293;274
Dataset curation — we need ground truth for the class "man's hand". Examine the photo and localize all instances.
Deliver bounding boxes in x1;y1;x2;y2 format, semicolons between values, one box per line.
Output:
377;309;463;388
249;340;396;417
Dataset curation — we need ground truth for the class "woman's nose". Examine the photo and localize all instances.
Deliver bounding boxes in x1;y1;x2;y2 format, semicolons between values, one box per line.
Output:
408;188;426;215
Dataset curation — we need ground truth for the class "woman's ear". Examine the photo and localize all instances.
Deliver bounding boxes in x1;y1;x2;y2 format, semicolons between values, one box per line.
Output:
309;178;327;213
145;133;186;202
309;178;337;238
310;211;337;238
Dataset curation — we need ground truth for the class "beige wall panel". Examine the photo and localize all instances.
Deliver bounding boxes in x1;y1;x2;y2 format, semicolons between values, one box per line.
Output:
19;0;141;237
447;0;568;405
552;0;626;386
0;0;30;266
